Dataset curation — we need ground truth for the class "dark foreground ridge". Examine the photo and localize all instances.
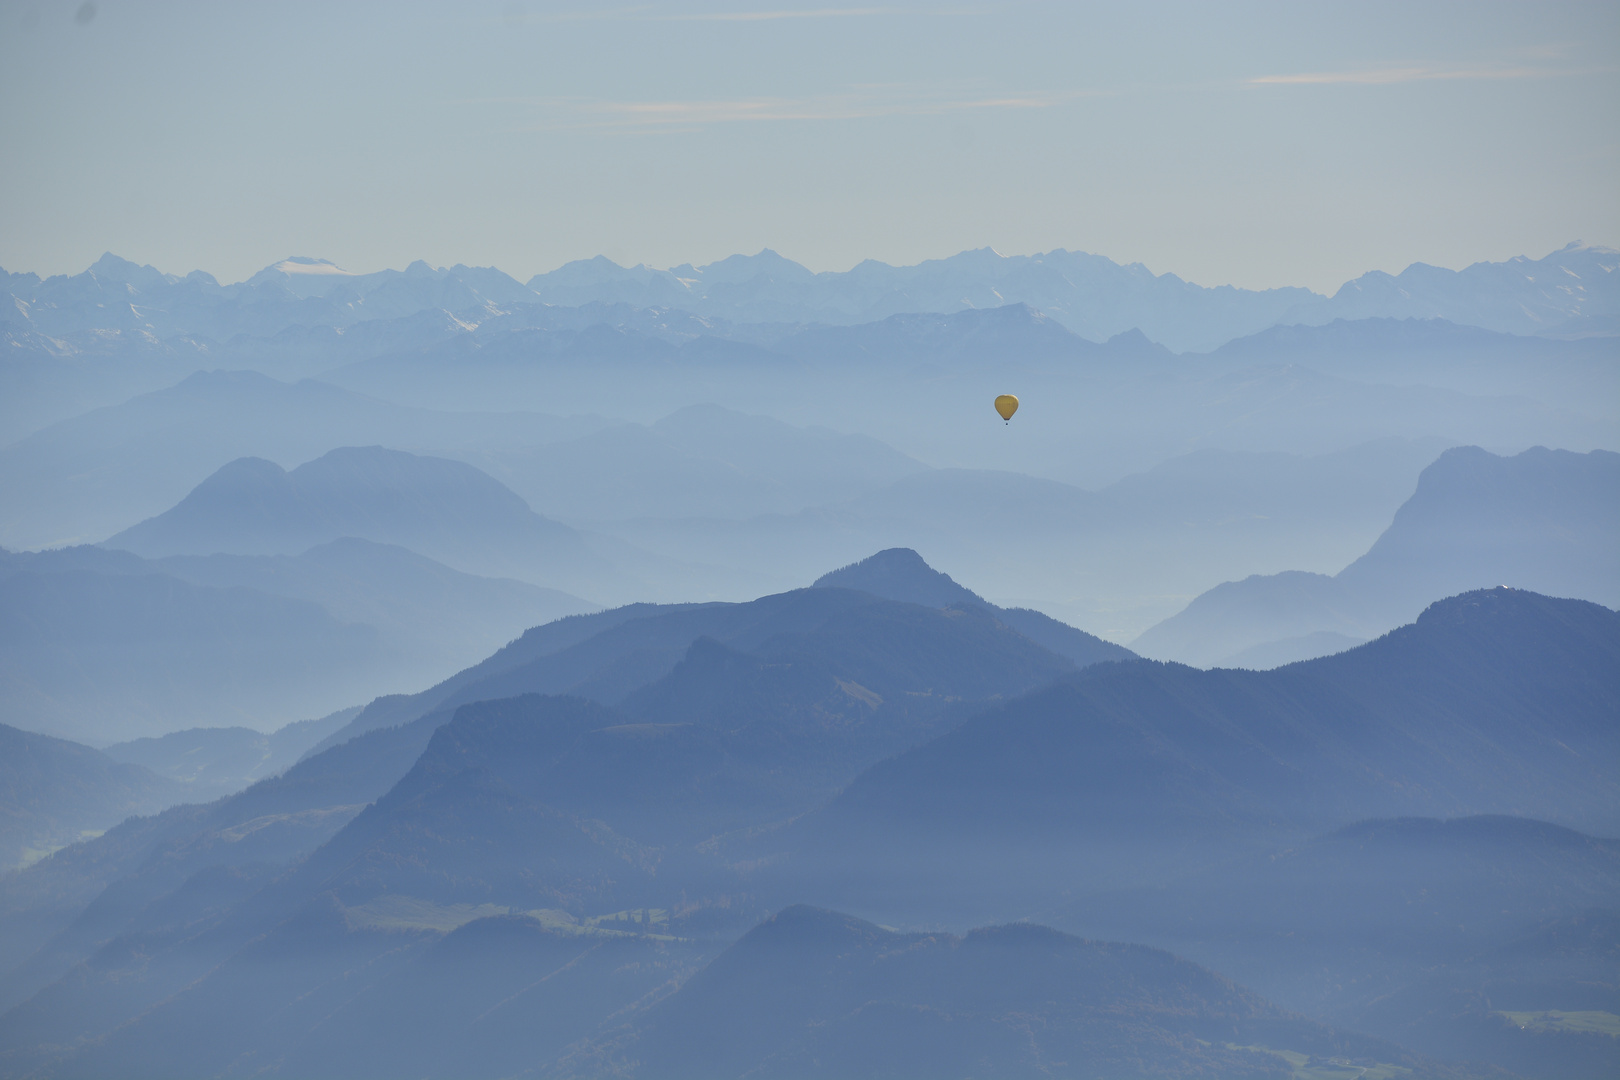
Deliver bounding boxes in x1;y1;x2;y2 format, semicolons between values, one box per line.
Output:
617;905;1453;1080
801;588;1620;864
0;574;1612;1079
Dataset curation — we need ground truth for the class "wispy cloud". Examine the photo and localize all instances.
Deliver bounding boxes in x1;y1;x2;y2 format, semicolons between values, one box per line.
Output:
1250;65;1579;86
505;5;964;24
652;7;899;20
475;85;1088;133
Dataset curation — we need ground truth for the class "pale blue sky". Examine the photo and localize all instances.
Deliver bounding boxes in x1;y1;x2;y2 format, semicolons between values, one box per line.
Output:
2;0;1615;291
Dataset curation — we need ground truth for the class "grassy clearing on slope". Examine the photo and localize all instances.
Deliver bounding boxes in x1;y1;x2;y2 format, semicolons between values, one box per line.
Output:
341;895;676;938
1228;1044;1413;1080
342;895;509;932
1497;1010;1620;1036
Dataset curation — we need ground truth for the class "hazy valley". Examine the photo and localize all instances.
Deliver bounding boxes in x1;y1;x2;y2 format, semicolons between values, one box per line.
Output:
0;239;1615;1080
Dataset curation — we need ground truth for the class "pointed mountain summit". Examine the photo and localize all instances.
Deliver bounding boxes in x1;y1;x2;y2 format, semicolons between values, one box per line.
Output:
814;548;1134;667
695;248;818;285
87;252;178;290
814;548;984;609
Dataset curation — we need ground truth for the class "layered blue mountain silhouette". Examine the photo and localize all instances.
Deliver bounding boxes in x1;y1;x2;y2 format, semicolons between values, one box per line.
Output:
101;709;357;797
0;369;611;549
6;245;1611;360
0;544;384;743
104;445;654;601
813;547;1134;667
0;542;1612;1077
1133;446;1620;666
109;447;575;562
306;548;1119;756
0;538;589;743
0;725;181;872
7;244;1614;654
521;243;1615;348
154;538;590;662
1294;242;1620;338
800;589;1620;878
621;905;1431;1080
3;240;1617;1080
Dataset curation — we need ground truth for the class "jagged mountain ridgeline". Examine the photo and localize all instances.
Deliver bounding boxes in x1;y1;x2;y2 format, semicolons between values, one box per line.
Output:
5;244;1613;360
2;237;1616;1080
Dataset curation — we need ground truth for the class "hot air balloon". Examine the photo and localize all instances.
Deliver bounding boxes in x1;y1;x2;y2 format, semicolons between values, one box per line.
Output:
994;394;1019;423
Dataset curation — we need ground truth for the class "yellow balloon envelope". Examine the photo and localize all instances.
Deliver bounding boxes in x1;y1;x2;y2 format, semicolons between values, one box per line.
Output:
994;394;1019;422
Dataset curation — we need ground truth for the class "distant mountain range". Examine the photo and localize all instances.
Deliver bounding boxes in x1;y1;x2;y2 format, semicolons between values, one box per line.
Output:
1;253;536;342
309;302;1613;469
5;254;1611;648
1199;315;1620;415
32;366;1532;643
601;436;1466;636
536;242;1619;347
0;373;928;555
1133;445;1620;666
1300;243;1619;340
8;244;1611;357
